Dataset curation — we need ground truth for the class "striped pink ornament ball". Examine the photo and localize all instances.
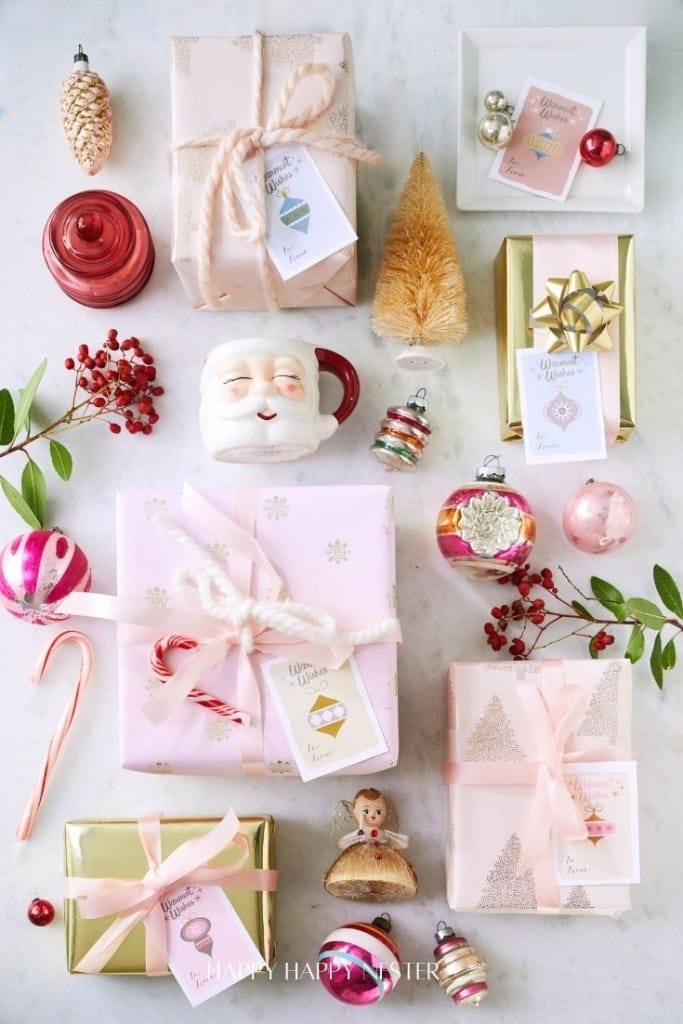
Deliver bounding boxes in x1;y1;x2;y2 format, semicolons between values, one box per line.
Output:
0;529;91;624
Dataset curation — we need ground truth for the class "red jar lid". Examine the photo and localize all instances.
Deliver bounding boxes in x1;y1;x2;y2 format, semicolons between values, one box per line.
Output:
42;190;154;307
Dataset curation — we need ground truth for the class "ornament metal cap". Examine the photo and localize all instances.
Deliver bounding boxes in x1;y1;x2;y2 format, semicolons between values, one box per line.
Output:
407;387;428;414
73;44;88;64
370;913;392;934
475;454;506;483
434;920;456;944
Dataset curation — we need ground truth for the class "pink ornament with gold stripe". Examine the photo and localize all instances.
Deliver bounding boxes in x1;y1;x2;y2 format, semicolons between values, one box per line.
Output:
436;457;535;580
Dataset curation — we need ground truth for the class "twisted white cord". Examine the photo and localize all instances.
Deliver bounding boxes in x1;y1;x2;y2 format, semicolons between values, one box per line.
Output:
151;511;397;650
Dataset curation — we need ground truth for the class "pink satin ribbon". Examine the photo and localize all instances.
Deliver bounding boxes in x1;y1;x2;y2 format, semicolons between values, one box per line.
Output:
532;235;621;444
444;662;629;907
65;808;277;976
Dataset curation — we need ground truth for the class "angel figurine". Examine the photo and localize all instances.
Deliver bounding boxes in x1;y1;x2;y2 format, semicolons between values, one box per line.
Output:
323;787;418;901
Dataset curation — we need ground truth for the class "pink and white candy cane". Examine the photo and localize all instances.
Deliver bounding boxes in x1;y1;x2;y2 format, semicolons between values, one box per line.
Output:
152;634;246;723
17;630;94;840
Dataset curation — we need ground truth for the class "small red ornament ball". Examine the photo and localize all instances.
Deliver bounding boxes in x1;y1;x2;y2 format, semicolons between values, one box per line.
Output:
579;129;620;167
27;897;55;926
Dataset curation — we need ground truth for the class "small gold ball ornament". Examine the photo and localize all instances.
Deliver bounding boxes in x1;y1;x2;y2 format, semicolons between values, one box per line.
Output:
60;45;113;175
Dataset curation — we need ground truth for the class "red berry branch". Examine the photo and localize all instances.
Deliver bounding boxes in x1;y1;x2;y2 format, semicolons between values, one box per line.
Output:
483;563;683;689
0;329;163;528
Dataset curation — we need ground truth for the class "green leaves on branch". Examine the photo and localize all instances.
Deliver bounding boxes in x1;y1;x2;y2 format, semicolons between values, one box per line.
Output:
590;568;682;688
0;360;72;529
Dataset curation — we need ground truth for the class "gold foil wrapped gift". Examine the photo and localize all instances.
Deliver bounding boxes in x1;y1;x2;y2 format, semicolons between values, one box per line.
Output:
171;32;374;310
495;234;636;443
64;813;276;975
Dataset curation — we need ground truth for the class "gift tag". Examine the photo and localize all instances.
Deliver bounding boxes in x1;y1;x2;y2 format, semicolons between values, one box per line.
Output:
516;347;607;464
164;883;266;1006
248;145;357;281
555;761;640;886
261;656;388;780
489;76;602;202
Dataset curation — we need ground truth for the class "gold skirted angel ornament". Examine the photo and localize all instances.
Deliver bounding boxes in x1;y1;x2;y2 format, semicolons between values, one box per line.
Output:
323;788;418;901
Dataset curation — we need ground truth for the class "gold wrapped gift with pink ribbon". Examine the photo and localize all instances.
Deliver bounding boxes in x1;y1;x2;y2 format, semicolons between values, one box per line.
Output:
171;32;375;310
444;659;636;915
64;809;276;975
495;234;636;443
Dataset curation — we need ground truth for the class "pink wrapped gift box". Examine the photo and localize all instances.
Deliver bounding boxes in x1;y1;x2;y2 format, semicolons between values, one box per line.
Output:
445;659;634;915
116;485;399;776
171;33;360;309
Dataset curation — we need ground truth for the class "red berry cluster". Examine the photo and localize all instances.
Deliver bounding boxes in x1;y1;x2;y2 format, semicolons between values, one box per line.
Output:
484;565;557;659
590;630;615;654
64;329;163;435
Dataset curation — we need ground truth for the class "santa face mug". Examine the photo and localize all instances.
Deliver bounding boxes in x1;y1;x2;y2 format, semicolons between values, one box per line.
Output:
199;337;360;463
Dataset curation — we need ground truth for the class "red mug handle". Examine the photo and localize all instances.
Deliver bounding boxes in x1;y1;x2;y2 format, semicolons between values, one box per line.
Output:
315;347;360;425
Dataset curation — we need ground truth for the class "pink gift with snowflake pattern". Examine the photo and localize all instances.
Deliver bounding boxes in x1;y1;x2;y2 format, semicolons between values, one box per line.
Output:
445;659;635;915
116;485;399;776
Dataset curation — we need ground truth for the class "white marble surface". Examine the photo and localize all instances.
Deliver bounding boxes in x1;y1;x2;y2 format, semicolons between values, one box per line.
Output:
1;1;682;1021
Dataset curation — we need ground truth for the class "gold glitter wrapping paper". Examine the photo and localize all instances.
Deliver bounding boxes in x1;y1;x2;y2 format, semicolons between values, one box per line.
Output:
494;234;636;442
64;816;275;974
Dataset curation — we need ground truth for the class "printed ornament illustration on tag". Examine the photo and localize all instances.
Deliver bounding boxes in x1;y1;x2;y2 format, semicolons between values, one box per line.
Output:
544;389;581;431
324;787;418;901
309;694;347;737
278;190;311;234
583;804;617;845
180;916;214;956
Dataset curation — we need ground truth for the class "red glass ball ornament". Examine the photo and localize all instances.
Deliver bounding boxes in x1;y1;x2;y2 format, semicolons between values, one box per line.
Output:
43;190;155;307
579;129;621;167
27;897;55;926
317;915;400;1006
562;480;637;554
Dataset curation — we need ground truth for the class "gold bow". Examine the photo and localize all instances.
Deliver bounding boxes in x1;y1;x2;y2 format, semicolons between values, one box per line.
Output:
532;269;622;354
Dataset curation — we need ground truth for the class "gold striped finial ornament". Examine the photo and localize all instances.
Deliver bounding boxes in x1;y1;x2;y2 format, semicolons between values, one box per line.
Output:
60;45;112;175
370;388;431;471
433;921;489;1006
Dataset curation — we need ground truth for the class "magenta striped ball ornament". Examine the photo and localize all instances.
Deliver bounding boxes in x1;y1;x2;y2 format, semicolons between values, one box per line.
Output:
0;529;91;624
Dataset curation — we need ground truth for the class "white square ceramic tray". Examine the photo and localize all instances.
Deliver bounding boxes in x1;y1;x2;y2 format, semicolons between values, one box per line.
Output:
456;26;646;212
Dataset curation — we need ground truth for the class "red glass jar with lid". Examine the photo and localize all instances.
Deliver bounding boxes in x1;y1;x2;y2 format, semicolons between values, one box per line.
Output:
42;190;154;307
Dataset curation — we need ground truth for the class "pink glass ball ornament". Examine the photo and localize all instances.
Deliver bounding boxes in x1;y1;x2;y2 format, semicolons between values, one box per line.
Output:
317;913;400;1006
0;529;92;624
562;479;637;554
436;457;536;580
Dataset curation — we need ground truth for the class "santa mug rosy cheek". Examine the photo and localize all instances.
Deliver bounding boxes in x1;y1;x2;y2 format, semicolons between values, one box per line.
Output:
199;337;360;463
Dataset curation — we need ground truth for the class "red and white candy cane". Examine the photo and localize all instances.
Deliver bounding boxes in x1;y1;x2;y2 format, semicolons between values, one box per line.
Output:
151;634;246;723
17;630;94;841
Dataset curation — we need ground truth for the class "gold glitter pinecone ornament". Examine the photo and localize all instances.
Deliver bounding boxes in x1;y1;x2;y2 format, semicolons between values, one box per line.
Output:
60;45;112;175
